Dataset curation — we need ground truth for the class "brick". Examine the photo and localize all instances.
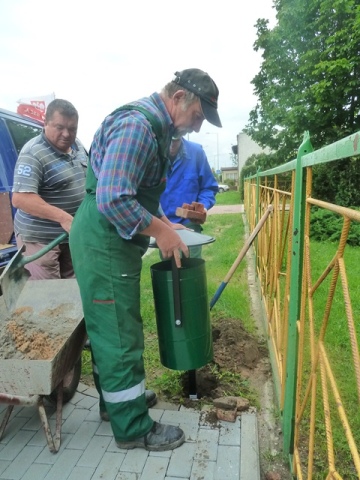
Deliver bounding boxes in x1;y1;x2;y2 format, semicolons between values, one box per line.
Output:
213;397;237;410
175;207;206;223
216;407;237;422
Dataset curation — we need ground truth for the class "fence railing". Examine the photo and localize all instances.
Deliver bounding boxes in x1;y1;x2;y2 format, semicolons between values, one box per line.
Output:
244;131;360;479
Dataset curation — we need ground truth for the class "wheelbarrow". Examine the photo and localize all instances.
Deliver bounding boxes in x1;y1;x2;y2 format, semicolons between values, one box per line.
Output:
0;234;86;453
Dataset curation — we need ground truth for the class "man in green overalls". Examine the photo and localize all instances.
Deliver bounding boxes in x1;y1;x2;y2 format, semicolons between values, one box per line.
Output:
70;69;222;451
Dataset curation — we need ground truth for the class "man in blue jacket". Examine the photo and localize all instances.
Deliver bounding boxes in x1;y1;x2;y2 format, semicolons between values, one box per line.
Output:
160;136;218;257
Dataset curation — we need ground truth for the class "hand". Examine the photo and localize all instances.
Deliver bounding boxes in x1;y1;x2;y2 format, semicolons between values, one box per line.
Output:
141;217;189;268
171;223;188;231
156;229;189;267
60;213;74;233
191;207;207;225
172;249;182;268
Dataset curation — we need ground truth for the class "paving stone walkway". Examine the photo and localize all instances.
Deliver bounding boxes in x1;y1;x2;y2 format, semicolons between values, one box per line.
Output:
0;383;260;480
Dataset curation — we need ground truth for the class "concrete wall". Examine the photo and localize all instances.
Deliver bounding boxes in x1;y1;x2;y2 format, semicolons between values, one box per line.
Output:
237;132;271;171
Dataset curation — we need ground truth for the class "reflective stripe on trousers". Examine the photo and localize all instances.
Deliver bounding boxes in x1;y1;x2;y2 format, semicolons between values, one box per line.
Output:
93;364;145;402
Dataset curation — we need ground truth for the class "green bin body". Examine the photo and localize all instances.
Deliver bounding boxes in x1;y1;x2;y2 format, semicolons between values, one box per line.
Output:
150;258;213;371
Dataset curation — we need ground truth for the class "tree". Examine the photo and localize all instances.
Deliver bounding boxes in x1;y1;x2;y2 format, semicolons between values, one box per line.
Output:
231;145;238;167
245;0;360;195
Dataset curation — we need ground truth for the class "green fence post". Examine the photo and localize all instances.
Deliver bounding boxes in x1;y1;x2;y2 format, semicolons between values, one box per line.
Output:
283;132;314;459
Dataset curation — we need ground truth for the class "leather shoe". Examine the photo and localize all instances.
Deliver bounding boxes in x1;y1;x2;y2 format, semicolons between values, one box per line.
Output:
100;390;157;421
116;421;185;451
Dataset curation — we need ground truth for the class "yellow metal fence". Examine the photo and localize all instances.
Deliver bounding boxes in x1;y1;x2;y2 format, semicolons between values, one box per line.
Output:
244;132;360;479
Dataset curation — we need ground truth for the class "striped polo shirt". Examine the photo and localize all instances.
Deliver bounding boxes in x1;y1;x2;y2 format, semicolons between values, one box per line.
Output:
12;132;87;243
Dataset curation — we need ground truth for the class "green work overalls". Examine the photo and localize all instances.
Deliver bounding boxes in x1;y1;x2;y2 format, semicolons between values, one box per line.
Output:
70;115;168;441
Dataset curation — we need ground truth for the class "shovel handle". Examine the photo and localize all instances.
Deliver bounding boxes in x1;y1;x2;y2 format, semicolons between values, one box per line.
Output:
20;232;69;266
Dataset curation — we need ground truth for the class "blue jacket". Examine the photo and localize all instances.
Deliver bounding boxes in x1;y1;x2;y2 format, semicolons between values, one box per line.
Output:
160;138;218;224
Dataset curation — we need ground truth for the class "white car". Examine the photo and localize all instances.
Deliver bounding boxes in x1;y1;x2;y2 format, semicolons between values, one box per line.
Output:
217;183;230;193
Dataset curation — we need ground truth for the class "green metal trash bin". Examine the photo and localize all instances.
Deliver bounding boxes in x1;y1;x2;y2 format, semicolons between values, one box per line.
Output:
150;257;213;371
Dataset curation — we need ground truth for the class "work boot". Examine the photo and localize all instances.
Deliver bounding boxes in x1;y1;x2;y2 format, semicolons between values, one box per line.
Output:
100;390;157;421
116;421;185;451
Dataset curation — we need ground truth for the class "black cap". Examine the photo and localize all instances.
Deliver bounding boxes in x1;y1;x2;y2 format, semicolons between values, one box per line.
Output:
173;69;222;128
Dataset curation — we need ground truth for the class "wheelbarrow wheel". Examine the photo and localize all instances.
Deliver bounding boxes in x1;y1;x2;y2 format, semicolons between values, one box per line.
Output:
45;356;82;405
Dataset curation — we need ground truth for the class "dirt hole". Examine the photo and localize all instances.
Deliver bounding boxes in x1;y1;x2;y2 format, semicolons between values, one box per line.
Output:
170;317;271;407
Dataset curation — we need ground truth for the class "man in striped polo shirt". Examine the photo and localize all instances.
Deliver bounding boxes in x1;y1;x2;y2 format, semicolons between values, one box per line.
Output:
12;99;87;279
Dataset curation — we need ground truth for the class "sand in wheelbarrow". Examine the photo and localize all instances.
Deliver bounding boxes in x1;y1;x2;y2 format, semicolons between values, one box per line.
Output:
0;303;80;360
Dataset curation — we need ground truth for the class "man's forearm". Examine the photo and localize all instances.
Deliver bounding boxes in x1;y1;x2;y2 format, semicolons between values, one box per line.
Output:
12;192;71;224
141;215;172;237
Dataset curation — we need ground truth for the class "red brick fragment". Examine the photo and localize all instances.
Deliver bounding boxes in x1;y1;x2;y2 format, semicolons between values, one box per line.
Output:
175;207;206;224
216;407;237;422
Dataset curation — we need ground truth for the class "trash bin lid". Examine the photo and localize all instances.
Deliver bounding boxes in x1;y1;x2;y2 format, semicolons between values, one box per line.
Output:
149;229;215;248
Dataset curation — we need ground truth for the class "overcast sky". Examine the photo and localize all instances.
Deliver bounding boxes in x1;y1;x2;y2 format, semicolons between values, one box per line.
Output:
0;0;276;170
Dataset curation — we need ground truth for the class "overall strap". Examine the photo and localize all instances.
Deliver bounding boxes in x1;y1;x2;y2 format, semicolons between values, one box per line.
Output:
111;104;167;160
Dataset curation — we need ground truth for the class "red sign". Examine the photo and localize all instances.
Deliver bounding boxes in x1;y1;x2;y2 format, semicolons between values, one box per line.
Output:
17;104;45;124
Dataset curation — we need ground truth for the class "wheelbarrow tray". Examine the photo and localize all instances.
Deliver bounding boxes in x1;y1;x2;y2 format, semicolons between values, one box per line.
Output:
0;278;85;396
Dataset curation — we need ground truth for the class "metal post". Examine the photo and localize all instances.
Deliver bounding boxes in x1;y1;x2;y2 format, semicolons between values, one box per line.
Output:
282;131;313;457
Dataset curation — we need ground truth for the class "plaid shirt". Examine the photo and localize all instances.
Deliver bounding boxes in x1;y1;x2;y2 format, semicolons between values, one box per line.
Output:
90;93;174;239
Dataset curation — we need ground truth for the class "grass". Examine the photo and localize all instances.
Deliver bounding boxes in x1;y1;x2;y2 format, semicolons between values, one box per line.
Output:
274;235;360;477
298;241;360;478
214;189;241;206
271;235;360;477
